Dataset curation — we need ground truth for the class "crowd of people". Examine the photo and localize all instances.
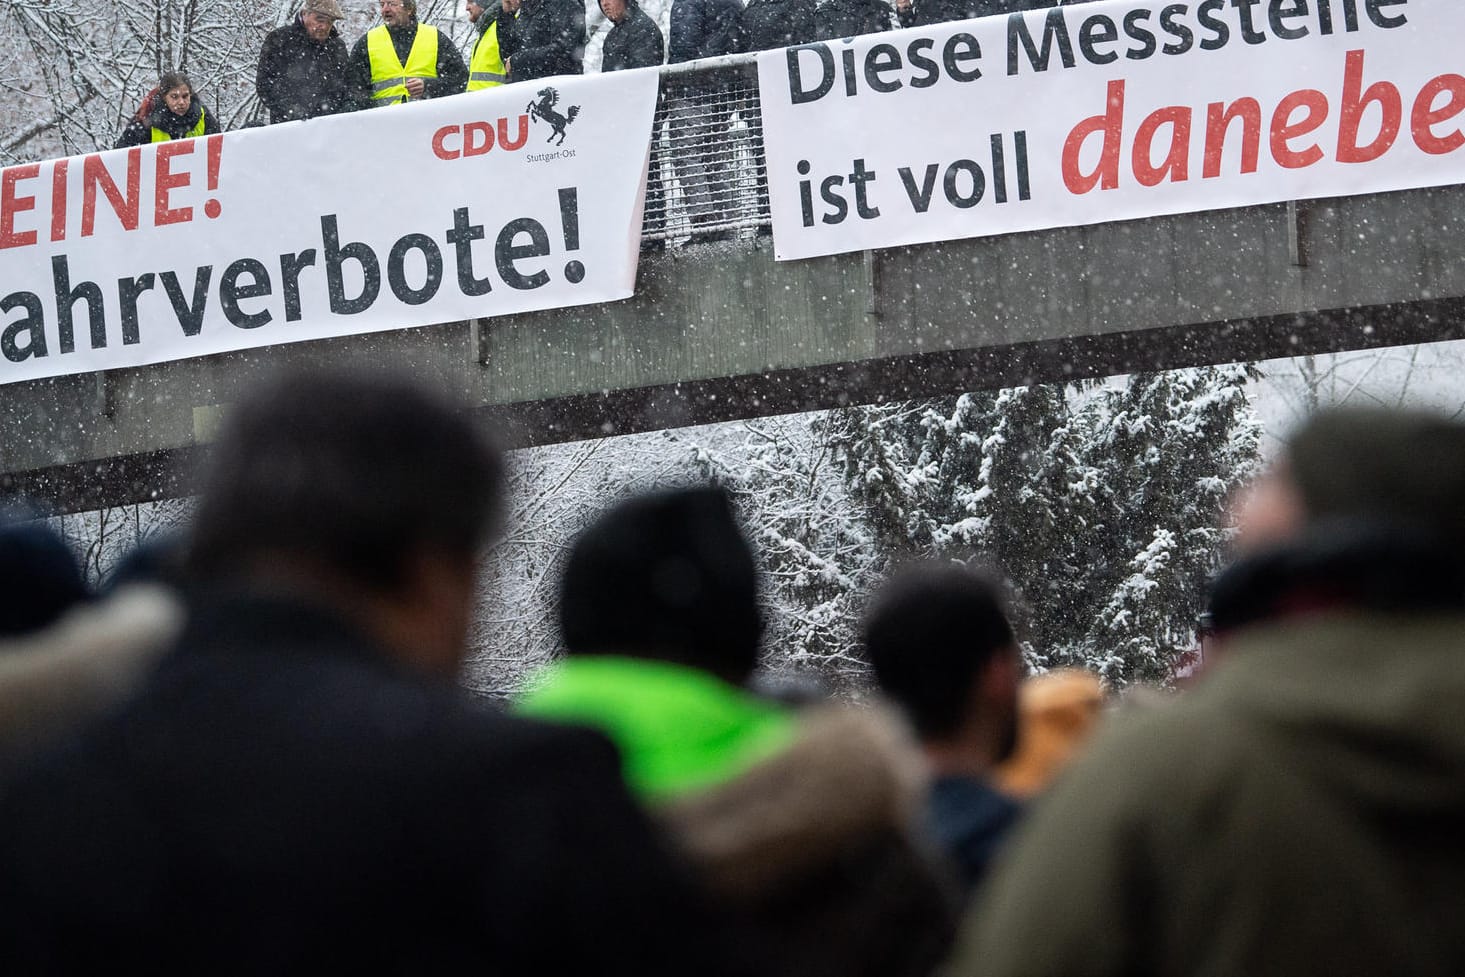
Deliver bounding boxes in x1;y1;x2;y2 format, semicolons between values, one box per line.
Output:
111;0;1062;243
116;0;1061;138
3;365;1464;974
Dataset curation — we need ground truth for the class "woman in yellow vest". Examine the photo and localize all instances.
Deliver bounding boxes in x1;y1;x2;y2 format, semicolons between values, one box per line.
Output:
465;0;507;91
116;71;223;148
345;0;467;107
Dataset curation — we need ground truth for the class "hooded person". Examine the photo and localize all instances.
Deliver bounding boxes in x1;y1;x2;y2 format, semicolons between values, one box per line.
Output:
115;71;223;148
950;407;1465;977
256;0;352;124
519;486;958;977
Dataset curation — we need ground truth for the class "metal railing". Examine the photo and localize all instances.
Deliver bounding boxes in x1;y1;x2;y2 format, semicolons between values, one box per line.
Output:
646;54;770;246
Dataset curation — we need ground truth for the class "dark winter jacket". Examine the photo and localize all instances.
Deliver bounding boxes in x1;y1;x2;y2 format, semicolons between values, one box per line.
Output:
814;0;893;40
667;0;743;63
345;20;469;108
498;0;585;81
521;658;959;977
926;775;1023;896
736;0;817;53
0;594;763;975
115;96;221;148
602;2;665;72
897;0;1043;29
954;537;1465;975
256;15;351;124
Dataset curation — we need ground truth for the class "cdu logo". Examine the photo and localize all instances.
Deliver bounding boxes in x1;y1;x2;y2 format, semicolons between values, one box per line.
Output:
526;87;580;146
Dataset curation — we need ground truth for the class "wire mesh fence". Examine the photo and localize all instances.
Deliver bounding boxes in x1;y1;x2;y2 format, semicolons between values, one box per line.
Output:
645;57;771;246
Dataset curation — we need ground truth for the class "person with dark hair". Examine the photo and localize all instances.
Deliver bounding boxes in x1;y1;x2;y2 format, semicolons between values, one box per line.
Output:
520;486;958;977
256;0;352;124
0;370;759;976
0;521;87;639
115;70;223;148
863;562;1024;895
952;407;1465;977
346;0;467;107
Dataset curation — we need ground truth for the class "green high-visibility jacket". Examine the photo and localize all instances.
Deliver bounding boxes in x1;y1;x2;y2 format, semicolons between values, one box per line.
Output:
517;656;796;800
367;23;440;104
467;20;506;90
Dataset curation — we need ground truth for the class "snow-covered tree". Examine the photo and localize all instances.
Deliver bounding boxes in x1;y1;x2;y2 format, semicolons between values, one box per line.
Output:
826;366;1262;688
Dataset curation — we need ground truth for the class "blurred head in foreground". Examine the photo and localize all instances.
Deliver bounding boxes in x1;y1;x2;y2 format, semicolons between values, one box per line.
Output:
0;519;88;639
187;369;502;676
558;485;763;685
1211;407;1465;646
864;562;1021;769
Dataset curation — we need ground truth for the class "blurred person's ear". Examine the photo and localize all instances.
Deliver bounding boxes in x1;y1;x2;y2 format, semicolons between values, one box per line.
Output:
372;546;479;679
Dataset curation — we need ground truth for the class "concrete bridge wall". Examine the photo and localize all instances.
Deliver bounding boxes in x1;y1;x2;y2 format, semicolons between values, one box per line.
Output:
4;184;1464;513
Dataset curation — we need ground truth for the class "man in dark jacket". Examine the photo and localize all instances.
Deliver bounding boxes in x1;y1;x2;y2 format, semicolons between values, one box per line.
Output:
599;0;663;244
345;0;467;107
814;0;893;40
664;0;742;244
0;370;762;976
498;0;585;81
668;0;740;62
864;562;1024;897
896;0;1045;28
256;0;351;123
599;0;663;71
736;0;816;52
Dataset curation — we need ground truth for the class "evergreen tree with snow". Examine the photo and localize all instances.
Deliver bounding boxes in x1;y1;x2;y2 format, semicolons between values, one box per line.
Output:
825;366;1261;688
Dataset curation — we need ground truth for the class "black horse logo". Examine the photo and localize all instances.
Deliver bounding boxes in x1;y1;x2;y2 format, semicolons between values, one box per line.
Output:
527;87;580;146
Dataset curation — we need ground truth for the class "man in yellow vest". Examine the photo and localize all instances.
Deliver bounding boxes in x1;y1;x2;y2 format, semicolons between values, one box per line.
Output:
464;0;507;91
345;0;467;107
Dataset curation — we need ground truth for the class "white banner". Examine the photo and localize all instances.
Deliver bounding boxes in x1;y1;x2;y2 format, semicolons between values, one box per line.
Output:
757;0;1465;261
0;68;661;385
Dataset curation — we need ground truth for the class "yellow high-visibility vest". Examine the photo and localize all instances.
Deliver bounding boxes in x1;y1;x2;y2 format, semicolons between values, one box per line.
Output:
151;111;207;142
367;23;440;104
467;20;506;91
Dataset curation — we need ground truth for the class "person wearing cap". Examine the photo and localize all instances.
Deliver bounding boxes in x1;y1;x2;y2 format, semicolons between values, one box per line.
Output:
464;0;507;91
346;0;467;108
949;406;1465;977
256;0;352;124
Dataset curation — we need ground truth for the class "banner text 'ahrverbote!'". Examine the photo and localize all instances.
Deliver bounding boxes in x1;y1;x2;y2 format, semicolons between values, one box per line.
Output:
0;69;660;385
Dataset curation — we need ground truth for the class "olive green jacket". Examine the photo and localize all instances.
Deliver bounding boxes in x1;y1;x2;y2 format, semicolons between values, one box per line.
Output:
951;612;1465;977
